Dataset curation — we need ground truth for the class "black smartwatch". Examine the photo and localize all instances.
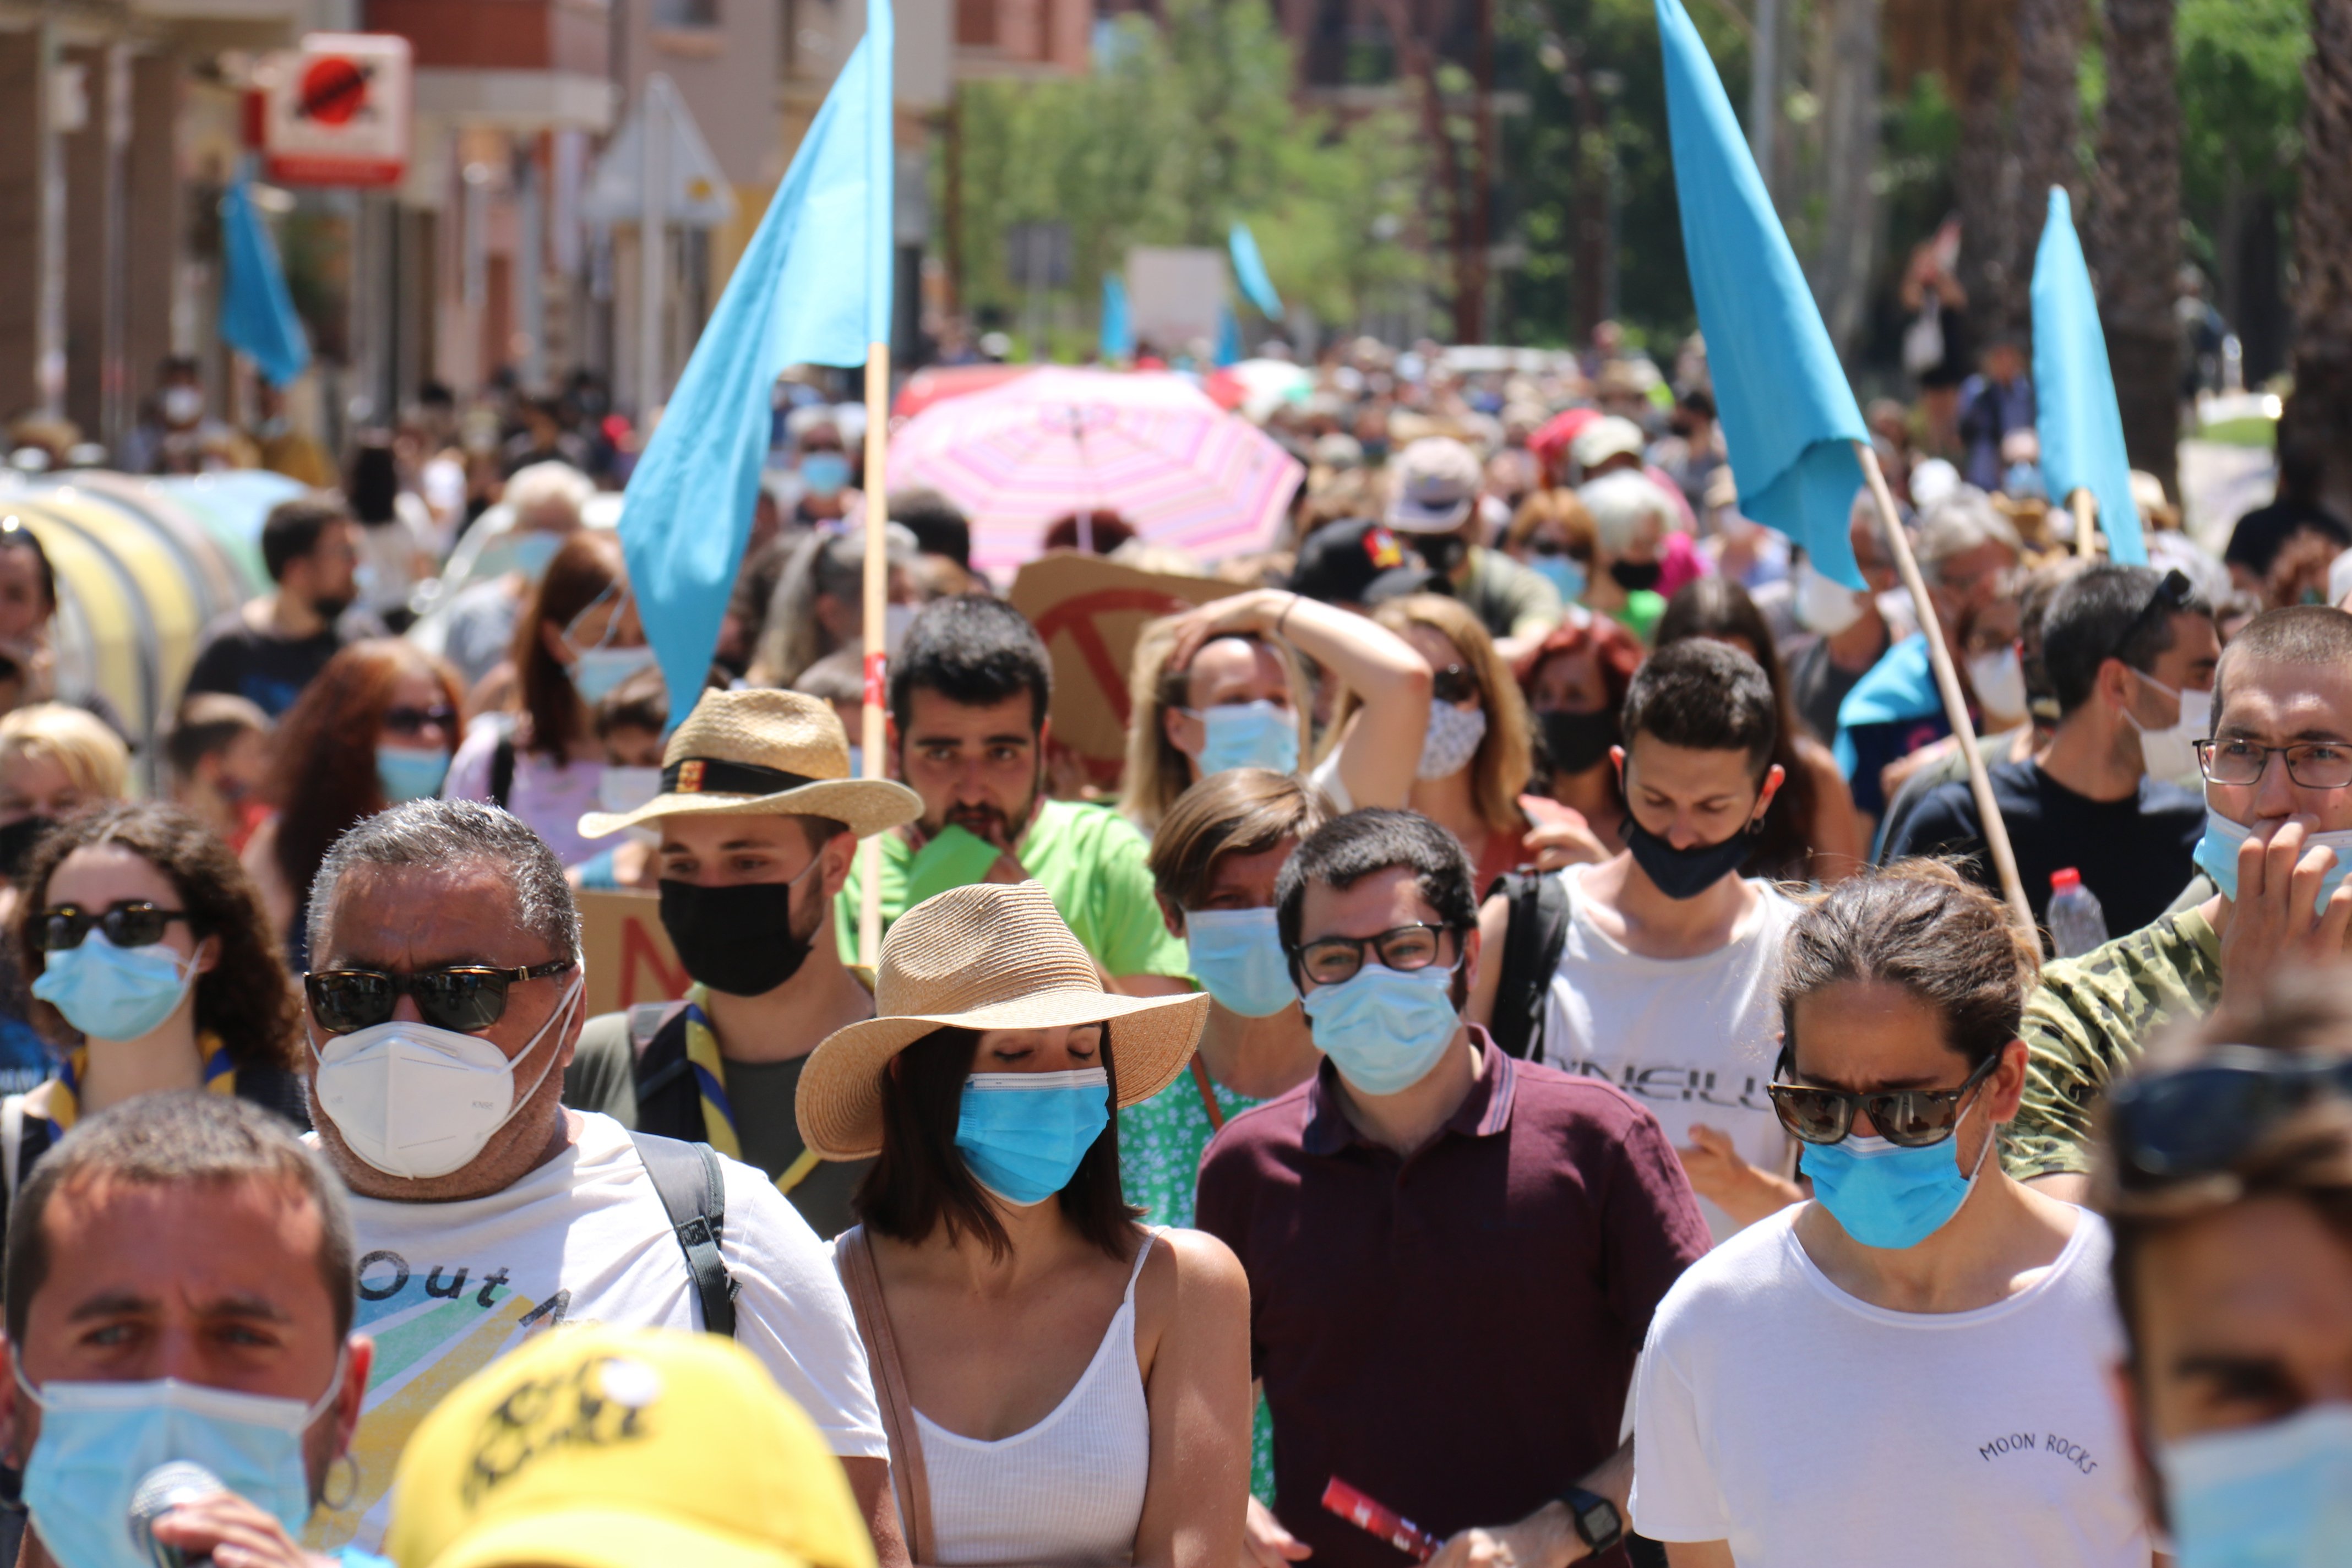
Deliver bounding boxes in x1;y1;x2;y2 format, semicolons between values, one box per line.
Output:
1558;1487;1624;1557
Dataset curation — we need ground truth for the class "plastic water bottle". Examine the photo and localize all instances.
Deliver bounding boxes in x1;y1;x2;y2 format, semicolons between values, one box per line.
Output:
2047;868;2109;958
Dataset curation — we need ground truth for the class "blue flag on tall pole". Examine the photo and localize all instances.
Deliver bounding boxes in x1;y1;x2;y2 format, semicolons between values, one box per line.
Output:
1101;272;1134;362
1214;303;1242;368
2032;187;2146;564
219;179;311;389
1656;0;1869;586
1228;222;1284;320
619;0;894;723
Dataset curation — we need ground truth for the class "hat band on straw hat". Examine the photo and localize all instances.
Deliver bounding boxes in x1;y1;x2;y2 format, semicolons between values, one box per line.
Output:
663;756;829;796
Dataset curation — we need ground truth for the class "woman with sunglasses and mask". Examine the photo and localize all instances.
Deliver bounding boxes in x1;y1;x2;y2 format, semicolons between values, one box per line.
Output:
1629;860;2153;1568
2;801;304;1227
246;638;464;968
445;530;654;867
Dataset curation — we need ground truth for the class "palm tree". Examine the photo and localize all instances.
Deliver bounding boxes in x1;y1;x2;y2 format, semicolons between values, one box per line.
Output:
2089;0;2184;496
2287;0;2352;510
2012;0;2083;295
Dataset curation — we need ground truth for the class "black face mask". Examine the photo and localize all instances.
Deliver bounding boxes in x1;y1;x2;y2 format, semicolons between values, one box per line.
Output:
0;815;54;881
1610;559;1663;592
312;593;356;623
1624;815;1758;900
1539;710;1619;776
658;862;823;997
1419;533;1469;575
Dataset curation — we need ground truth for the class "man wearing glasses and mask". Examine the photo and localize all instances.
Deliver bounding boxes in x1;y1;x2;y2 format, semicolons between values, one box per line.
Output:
2008;605;2352;1201
1197;808;1707;1568
290;799;902;1566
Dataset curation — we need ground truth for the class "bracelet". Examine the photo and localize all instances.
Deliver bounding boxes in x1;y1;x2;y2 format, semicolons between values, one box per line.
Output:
1274;592;1299;641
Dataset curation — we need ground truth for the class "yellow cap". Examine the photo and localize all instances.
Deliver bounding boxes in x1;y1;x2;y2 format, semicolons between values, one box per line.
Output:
384;1325;879;1568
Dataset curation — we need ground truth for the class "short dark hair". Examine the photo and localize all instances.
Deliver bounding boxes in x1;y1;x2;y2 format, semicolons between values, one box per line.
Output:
592;663;671;739
2214;606;2352;723
855;1026;1136;1261
1620;638;1777;774
889;596;1051;735
2040;564;2213;716
1275;808;1477;955
5;1092;356;1344
259;496;351;583
164;692;270;780
891;489;972;569
0;518;57;611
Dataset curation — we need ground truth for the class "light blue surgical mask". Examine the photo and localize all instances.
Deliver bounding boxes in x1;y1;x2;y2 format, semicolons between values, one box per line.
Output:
2193;807;2352;912
30;932;196;1043
1189;701;1299;777
569;644;657;705
1185;908;1295;1018
376;744;451;804
19;1353;344;1568
1800;1097;1991;1250
801;452;852;497
1531;554;1587;602
955;1068;1111;1206
507;530;563;580
2159;1403;2352;1568
1300;962;1460;1096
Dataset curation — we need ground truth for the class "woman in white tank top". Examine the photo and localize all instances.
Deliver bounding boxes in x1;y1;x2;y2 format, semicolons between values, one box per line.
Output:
798;883;1253;1568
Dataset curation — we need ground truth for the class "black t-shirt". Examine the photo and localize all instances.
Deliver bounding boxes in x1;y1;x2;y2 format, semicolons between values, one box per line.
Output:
1885;757;2203;943
1788;633;1882;747
2224;499;2352;575
184;611;346;717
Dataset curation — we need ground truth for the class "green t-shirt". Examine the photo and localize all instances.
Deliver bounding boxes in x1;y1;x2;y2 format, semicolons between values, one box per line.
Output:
834;799;1190;979
1455;546;1564;643
2002;906;2222;1181
1608;589;1666;645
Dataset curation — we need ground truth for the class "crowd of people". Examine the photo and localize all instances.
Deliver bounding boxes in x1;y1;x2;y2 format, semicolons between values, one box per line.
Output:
0;329;2344;1568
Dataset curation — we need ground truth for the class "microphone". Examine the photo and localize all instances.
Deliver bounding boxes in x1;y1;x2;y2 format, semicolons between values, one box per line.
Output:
128;1461;226;1568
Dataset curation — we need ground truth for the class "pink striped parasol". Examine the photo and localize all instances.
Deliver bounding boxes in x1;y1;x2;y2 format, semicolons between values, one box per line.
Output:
886;367;1304;579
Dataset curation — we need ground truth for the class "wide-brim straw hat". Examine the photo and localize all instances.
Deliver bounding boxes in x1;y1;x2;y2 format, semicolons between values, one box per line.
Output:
578;688;919;841
797;881;1208;1160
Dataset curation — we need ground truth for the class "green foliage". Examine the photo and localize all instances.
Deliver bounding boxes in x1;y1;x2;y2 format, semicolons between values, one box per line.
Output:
2176;0;2307;213
950;0;1424;342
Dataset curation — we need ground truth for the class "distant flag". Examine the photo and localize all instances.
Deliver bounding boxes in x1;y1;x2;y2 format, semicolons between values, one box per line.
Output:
2032;187;2146;564
619;0;895;723
1655;0;1869;587
219;180;311;389
1214;303;1242;368
1228;222;1284;320
1101;272;1134;362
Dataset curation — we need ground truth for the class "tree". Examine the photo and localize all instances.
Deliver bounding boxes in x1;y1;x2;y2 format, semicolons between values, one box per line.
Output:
2089;0;2184;494
2177;0;2306;383
2285;0;2352;512
2012;0;2085;306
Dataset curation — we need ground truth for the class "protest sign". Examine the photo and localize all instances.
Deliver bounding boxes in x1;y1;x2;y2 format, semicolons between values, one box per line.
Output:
579;889;690;1016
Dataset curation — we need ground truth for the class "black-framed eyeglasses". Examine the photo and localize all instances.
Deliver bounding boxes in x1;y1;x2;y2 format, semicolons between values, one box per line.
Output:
382;704;456;737
1430;663;1480;705
2107;1046;2352;1193
2195;738;2352;790
306;959;575;1036
36;901;191;952
1291;923;1460;987
1767;1049;2000;1148
2111;569;2195;662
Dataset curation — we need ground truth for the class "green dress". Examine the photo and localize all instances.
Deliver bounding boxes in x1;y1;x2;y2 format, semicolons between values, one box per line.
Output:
1119;1068;1276;1503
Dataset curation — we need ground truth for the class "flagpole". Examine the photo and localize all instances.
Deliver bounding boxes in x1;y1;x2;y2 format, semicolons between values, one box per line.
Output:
859;341;890;968
1853;441;2033;929
2071;489;2098;559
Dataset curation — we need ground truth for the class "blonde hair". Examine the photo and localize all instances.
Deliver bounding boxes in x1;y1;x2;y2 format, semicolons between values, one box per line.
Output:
1333;595;1532;836
1118;615;1313;836
0;703;129;803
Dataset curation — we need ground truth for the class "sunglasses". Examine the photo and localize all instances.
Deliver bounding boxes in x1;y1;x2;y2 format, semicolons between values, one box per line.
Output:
1430;663;1480;705
36;900;191;952
306;959;575;1036
1767;1050;2000;1148
1291;923;1458;987
2106;1046;2352;1193
382;704;456;737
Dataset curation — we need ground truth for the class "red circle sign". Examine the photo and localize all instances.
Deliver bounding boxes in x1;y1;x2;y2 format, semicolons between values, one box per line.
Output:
298;57;368;125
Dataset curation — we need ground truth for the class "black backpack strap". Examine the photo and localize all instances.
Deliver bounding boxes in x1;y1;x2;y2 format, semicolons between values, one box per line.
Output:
628;1130;738;1338
1486;870;1572;1060
631;1004;706;1142
488;733;516;811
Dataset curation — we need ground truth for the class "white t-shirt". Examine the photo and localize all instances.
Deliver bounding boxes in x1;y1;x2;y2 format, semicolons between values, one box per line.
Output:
1537;865;1796;1241
304;1112;887;1552
1630;1206;2150;1568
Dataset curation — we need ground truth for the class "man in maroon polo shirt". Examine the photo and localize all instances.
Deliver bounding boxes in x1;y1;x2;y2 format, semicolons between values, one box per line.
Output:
1197;809;1708;1568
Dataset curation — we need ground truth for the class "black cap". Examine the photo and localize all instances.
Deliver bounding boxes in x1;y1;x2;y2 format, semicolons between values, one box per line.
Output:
1289;519;1440;607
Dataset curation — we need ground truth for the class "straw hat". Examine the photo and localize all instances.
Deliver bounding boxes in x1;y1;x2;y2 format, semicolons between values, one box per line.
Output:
578;688;919;841
796;881;1208;1160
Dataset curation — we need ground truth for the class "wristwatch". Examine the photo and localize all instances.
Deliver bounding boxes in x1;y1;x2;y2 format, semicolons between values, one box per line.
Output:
1558;1487;1624;1558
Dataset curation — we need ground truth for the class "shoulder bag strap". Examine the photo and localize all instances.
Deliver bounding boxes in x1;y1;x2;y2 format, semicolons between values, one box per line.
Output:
1;1096;21;1223
835;1226;935;1566
628;1131;737;1338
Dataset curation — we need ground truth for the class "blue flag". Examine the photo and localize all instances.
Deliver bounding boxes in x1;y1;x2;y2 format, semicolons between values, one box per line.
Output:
219;181;311;389
1214;303;1242;368
2032;187;2146;564
1101;273;1133;362
1656;0;1869;587
1228;222;1284;320
619;2;894;725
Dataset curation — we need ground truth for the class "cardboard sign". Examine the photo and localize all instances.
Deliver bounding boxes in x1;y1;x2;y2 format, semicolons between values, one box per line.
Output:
578;890;690;1018
1008;551;1239;787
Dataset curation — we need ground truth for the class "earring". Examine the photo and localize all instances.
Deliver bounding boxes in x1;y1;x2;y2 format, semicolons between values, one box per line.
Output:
320;1452;361;1512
